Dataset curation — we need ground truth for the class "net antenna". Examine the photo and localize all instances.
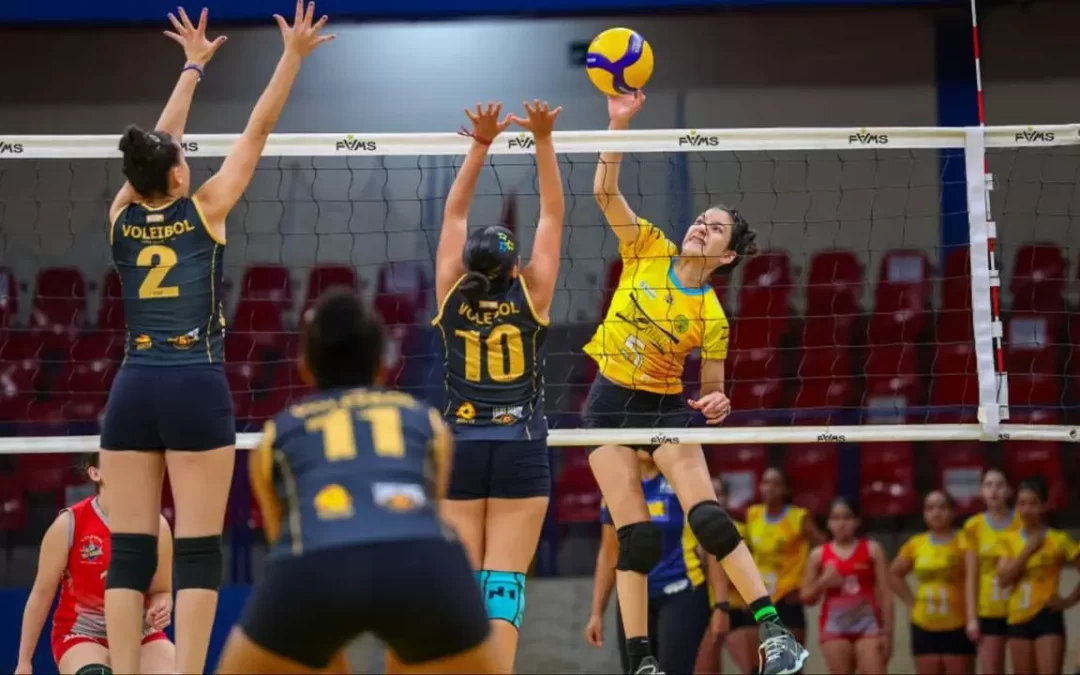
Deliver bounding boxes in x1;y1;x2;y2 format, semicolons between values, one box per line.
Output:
968;0;1010;434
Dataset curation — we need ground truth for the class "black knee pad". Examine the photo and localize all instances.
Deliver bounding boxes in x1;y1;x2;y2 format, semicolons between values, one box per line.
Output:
175;535;223;591
688;500;742;560
75;665;112;675
616;521;663;574
106;533;158;593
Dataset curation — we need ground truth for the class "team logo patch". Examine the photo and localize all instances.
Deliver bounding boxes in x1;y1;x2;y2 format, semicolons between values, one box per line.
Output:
492;406;523;425
80;535;105;563
167;328;201;350
373;482;426;513
674;315;690;334
456;402;476;422
134;334;152;350
497;231;515;253
314;484;354;520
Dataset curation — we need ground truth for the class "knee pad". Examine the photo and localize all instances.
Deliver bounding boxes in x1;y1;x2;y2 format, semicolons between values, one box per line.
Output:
476;570;526;629
616;521;663;574
688;500;742;560
106;533;158;593
75;664;113;675
174;535;223;591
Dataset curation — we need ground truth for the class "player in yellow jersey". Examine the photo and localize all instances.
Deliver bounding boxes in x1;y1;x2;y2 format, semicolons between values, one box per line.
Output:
889;491;974;675
741;468;826;650
695;478;757;675
586;90;806;675
962;468;1019;674
996;476;1080;675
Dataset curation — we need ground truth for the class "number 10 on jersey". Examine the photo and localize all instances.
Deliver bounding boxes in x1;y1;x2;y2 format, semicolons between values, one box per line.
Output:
454;325;525;383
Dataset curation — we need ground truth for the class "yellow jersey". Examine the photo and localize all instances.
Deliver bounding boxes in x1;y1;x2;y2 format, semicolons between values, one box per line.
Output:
745;505;809;601
897;532;967;631
996;529;1080;625
962;511;1021;618
584;219;730;395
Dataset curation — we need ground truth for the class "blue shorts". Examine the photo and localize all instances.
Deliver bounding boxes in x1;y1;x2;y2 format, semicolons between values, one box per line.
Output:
100;363;235;452
448;439;551;500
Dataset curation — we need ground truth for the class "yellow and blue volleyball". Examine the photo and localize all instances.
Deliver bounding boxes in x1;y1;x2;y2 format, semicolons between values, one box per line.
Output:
585;28;654;97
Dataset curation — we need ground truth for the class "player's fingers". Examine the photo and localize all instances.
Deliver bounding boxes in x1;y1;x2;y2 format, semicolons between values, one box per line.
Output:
550;105;563;118
207;35;228;54
164;30;184;44
178;6;194;31
464;108;478;123
316;33;336;44
687;398;702;409
197;7;208;33
294;0;304;26
304;1;316;26
167;13;185;33
273;14;289;33
313;14;329;31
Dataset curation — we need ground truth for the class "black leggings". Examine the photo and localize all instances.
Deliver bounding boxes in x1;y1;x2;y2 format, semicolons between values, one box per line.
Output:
616;585;711;675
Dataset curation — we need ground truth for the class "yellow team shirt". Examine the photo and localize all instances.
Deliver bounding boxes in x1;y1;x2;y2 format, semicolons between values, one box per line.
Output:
996;529;1080;625
897;532;967;631
584;219;730;395
745;505;809;601
962;511;1021;618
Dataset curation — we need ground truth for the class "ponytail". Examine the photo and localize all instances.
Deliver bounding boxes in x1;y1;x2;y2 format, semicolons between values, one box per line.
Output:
457;271;491;307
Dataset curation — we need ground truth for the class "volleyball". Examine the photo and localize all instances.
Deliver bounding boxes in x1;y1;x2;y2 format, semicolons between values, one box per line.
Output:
585;27;654;97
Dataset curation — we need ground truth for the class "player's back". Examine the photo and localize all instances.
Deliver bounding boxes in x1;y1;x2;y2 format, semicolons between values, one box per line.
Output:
434;275;549;441
263;387;447;559
111;197;225;365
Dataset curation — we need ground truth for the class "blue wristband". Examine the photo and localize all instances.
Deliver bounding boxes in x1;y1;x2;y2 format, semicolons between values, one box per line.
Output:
182;63;204;80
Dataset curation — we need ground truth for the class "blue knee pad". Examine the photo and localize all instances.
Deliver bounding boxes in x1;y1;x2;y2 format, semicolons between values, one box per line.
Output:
476;570;526;629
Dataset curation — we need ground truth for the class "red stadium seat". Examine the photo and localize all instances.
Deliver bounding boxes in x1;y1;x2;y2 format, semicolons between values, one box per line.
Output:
240;264;294;313
0;474;28;534
0;331;41;422
860;442;918;517
1005;313;1058;375
555;448;601;524
932;441;985;515
707;444;767;518
863;345;921;419
940;248;971;311
231;300;286;351
31;267;86;337
1011;243;1066;313
16;453;76;508
929;343;978;421
305;264;358;307
868;250;932;345
738;253;793;340
728;348;782;412
0;267;17;330
97;270;125;331
1007;373;1062;412
785;444;839;515
794;347;854;420
64;332;122;422
1003;442;1066;512
802;315;858;349
806;249;862;319
376;261;429;326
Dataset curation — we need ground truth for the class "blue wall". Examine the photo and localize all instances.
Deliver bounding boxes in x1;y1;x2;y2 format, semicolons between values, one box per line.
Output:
0;587;251;674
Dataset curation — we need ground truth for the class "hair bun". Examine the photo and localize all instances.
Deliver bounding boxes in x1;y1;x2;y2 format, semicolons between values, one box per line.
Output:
118;124;150;156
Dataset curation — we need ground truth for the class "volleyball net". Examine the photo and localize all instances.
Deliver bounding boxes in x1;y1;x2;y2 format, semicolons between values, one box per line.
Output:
0;125;1077;511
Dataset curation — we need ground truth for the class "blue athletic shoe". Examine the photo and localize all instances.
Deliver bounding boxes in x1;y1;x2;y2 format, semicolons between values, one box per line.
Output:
758;621;809;675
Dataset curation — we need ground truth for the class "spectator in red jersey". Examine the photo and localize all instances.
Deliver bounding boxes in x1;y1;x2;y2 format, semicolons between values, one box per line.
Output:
15;454;175;675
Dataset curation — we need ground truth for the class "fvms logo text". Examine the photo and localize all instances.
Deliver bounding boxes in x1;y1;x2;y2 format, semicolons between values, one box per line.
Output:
508;135;535;150
1014;128;1055;143
0;141;24;154
335;136;377;152
848;129;888;145
678;131;719;148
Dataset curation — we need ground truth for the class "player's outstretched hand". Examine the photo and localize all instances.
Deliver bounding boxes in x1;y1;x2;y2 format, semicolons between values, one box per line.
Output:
464;102;514;144
510;100;562;139
165;7;227;68
688;390;731;425
608;90;645;125
276;0;335;57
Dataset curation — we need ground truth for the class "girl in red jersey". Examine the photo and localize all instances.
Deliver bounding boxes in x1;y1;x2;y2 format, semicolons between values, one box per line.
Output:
801;497;892;675
15;454;175;675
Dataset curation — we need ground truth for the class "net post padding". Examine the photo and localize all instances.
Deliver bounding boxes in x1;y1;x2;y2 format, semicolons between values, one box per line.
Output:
2;424;1077;455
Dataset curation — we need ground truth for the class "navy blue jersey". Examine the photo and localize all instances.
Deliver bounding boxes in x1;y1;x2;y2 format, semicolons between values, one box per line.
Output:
433;275;549;442
601;473;705;598
110;197;225;365
252;388;450;559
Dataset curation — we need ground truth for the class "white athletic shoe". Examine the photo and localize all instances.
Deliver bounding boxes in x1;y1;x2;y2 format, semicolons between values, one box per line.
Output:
758;621;810;675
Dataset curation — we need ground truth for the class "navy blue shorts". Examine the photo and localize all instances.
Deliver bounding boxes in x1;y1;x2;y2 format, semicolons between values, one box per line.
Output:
100;363;235;452
448;439;551;500
1007;608;1065;641
910;625;975;656
240;538;489;668
582;376;692;453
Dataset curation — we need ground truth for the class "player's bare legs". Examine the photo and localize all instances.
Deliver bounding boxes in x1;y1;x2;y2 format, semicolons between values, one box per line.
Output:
482;495;549;672
588;444;653;672
853;637;887;675
57;641;112;675
101;450;165;674
168;445;236;674
653;442;808;675
820;639;855;674
141;638;178;674
441;500;487;569
976;635;1006;675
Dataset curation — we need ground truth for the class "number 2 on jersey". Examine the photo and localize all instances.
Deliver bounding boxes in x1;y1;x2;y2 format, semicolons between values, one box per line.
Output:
137;244;180;299
455;324;525;383
305;407;405;461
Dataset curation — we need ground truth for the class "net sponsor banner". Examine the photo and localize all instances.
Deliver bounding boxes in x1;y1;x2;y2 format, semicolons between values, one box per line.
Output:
0;0;948;23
